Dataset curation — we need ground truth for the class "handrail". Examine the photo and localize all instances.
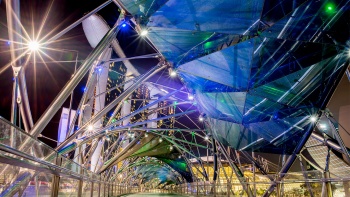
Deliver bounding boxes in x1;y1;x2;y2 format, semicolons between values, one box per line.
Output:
0;117;98;179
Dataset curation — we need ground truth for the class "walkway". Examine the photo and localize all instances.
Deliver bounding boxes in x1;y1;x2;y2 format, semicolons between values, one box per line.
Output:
118;193;194;197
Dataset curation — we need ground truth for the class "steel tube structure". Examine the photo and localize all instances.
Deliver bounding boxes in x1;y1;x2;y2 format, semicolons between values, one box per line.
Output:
57;63;166;150
327;116;350;164
262;125;313;197
79;110;197;145
240;151;273;181
30;21;122;138
217;142;253;197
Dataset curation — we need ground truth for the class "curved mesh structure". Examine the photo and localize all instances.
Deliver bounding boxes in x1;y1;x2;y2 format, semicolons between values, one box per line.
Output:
119;0;349;154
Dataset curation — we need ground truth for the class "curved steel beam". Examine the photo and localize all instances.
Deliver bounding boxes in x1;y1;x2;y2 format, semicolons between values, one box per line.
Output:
30;20;122;138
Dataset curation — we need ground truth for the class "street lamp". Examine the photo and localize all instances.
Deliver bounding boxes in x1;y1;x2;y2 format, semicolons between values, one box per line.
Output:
140;29;148;36
28;41;40;51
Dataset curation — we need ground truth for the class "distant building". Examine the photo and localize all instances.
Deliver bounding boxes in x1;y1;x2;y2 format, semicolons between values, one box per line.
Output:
105;59;127;124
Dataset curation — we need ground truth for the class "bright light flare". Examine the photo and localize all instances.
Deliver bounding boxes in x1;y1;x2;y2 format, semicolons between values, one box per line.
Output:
188;94;194;100
140;29;148;36
170;70;177;77
88;125;94;131
319;123;327;129
199;115;204;122
204;135;209;141
310;116;317;123
28;41;40;51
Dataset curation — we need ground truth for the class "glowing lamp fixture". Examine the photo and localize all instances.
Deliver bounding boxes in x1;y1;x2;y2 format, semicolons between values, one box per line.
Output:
28;41;40;51
199;115;204;122
159;138;163;143
169;145;173;151
87;125;94;131
170;70;177;77
319;123;327;129
140;29;148;36
204;135;209;141
325;3;336;14
188;94;194;100
121;23;127;28
310;116;317;123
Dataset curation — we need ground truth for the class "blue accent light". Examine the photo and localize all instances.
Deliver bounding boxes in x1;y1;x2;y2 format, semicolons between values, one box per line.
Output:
122;23;126;28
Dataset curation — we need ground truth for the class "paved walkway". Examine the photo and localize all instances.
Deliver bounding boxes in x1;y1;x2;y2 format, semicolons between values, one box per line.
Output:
118;193;193;197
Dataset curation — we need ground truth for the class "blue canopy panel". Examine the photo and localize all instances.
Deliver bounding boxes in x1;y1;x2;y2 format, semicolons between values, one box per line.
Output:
247;116;311;143
250;54;346;108
249;38;339;88
260;0;350;44
178;73;237;92
207;118;265;150
242;94;285;124
147;0;264;35
208;115;314;153
147;27;218;64
196;92;246;123
147;28;249;66
260;0;309;28
119;0;168;19
177;39;254;90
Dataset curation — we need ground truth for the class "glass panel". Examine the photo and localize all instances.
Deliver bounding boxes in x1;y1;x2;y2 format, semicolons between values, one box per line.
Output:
58;177;79;197
82;181;92;197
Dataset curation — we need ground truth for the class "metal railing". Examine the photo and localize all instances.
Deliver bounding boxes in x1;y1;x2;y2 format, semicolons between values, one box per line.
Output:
0;117;134;196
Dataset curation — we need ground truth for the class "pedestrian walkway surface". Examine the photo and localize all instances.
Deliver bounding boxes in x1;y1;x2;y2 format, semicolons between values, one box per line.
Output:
119;193;193;197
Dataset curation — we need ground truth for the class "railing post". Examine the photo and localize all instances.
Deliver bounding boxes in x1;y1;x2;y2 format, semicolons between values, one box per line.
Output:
227;181;230;197
78;180;83;197
110;184;112;196
213;182;216;197
98;178;101;197
50;155;61;197
90;182;94;197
